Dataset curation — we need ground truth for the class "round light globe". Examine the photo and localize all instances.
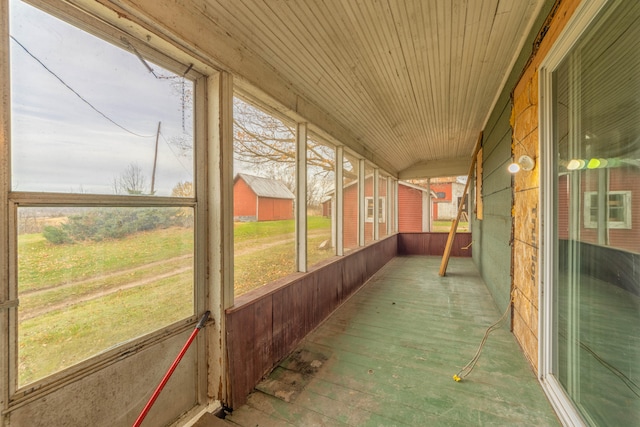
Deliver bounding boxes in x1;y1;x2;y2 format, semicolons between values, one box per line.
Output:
508;163;521;173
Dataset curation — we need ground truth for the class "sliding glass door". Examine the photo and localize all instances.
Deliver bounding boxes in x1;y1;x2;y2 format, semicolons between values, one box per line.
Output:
543;1;640;424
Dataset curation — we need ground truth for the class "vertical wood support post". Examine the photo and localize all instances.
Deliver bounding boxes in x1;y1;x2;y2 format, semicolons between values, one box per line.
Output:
358;159;365;246
439;132;482;276
0;0;10;410
426;178;432;232
373;168;379;240
336;146;344;256
394;179;399;233
207;71;234;404
296;123;307;272
386;177;392;236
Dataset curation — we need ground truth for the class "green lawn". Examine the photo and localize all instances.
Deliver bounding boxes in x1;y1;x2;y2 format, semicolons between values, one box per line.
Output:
19;271;192;385
432;220;469;232
233;216;330;239
19;227;193;292
17;226;194;386
17;217;333;385
233;217;333;295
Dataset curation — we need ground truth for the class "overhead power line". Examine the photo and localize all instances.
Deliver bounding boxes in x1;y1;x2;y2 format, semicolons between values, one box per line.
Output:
10;35;155;138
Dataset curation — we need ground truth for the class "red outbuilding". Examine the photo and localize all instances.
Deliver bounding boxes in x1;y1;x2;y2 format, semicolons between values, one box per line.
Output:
323;179;436;248
233;173;295;222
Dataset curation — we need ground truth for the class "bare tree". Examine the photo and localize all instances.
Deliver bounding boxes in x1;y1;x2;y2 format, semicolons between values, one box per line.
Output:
233;98;354;177
113;163;148;195
165;95;357;203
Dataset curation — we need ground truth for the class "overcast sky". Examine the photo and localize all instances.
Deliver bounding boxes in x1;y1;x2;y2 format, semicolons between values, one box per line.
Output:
9;0;193;196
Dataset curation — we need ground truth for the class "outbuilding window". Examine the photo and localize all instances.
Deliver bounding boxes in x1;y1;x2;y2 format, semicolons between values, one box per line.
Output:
584;191;631;229
365;196;385;223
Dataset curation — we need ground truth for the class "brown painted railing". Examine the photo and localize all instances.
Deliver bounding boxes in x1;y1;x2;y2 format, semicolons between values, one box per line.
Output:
398;232;472;257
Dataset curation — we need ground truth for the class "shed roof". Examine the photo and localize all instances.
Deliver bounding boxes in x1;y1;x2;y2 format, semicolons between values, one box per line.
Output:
323;178;436;198
235;173;295;200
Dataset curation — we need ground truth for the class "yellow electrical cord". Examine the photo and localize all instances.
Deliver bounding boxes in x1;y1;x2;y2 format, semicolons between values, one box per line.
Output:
453;294;514;382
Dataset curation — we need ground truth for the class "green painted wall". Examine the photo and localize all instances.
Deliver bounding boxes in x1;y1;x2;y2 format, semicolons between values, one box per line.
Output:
472;0;555;313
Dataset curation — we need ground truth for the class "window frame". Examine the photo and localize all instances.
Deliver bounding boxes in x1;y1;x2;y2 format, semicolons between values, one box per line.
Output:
364;196;386;223
4;0;207;400
583;190;631;229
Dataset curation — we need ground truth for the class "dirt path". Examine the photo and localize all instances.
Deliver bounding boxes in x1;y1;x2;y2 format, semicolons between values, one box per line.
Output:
234;229;329;256
21;266;192;321
21;230;331;321
21;254;194;297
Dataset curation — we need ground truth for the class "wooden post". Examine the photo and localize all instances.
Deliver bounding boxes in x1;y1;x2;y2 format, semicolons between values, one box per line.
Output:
439;132;483;276
150;121;161;195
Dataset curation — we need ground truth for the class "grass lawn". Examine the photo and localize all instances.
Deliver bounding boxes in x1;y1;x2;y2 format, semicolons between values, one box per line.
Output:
17;227;194;386
233;217;333;295
19;227;193;292
432;220;469;232
19;271;192;385
17;217;334;385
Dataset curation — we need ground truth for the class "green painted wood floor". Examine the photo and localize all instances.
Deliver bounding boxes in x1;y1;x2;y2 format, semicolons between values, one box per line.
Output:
197;256;560;426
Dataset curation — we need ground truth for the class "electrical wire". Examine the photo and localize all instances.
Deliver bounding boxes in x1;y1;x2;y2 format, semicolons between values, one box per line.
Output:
159;131;193;175
10;35;155;138
453;295;513;382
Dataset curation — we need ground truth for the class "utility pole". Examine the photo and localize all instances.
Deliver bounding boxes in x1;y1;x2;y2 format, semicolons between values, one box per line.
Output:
150;121;161;195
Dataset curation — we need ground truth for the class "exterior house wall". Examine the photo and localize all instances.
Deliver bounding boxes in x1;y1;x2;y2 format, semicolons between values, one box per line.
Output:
233;176;294;221
343;178;378;248
257;197;294;221
469;0;564;369
233;178;258;221
322;199;331;217
560;168;640;253
343;182;359;250
398;184;424;232
377;178;388;237
430;182;452;201
430;181;466;220
341;179;430;245
510;0;581;371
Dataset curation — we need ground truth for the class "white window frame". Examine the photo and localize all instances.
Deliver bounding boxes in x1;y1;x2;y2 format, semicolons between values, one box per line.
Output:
3;1;208;401
539;0;609;426
365;196;385;223
583;190;631;229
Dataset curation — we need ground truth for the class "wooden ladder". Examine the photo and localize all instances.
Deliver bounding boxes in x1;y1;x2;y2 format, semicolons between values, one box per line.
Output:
439;132;482;276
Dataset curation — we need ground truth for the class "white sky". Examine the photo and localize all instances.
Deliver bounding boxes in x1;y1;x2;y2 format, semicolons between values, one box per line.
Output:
9;0;193;196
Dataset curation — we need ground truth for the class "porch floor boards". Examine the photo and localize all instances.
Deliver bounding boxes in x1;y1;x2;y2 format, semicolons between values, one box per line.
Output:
198;256;559;426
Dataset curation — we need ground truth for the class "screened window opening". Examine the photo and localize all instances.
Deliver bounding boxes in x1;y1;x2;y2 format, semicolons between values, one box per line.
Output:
306;136;336;268
17;206;194;386
10;0;194;196
427;176;469;232
232;97;296;295
363;163;374;244
342;153;360;253
9;0;198;387
378;174;388;239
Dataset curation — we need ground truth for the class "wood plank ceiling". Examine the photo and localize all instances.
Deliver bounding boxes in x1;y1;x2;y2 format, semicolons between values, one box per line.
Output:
200;0;544;177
